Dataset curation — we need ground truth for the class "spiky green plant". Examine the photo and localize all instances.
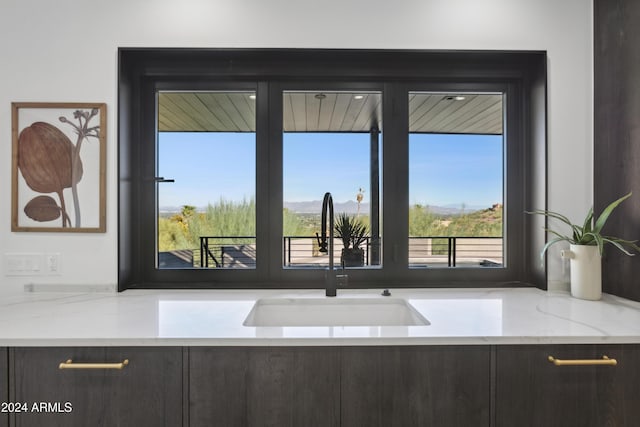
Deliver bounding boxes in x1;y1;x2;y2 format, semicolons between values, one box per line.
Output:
527;192;640;261
335;213;368;249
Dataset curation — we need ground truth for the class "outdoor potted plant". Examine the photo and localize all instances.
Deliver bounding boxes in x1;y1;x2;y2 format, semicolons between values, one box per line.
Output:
335;213;368;267
527;192;640;300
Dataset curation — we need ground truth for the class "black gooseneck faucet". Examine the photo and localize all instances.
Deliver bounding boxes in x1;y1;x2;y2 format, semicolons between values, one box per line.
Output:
316;192;336;297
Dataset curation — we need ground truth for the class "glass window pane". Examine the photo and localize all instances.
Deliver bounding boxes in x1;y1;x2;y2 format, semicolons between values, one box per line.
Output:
156;91;256;269
409;92;504;268
282;91;382;268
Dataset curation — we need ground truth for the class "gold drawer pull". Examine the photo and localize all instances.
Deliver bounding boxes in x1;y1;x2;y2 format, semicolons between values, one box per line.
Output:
548;355;617;366
59;359;129;370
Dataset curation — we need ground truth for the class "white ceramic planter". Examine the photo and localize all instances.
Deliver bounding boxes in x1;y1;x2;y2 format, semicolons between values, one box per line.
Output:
561;244;602;300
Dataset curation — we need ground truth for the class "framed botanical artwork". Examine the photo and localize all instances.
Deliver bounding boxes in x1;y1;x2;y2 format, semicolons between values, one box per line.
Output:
11;102;106;232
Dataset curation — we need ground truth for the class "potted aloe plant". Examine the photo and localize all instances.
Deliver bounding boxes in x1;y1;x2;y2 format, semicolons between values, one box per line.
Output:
335;213;368;267
527;192;640;300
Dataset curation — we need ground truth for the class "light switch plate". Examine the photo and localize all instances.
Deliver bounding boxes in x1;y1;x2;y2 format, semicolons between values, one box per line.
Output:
4;253;43;276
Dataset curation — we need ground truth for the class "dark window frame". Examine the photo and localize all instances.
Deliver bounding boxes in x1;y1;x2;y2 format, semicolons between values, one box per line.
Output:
118;48;547;291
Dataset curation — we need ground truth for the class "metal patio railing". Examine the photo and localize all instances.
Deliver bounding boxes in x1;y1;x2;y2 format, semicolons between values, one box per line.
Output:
188;235;503;269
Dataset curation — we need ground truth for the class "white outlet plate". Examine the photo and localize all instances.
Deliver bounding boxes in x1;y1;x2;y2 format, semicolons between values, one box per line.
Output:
4;253;42;276
46;253;61;275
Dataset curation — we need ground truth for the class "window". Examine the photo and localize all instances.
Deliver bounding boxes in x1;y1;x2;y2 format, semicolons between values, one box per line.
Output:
282;90;382;269
156;91;257;270
408;92;504;268
119;49;547;290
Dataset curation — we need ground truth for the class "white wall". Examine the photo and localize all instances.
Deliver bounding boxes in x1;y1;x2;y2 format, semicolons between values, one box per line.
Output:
0;0;592;293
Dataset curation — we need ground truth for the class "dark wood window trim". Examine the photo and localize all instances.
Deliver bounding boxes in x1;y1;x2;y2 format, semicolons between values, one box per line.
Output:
118;48;547;291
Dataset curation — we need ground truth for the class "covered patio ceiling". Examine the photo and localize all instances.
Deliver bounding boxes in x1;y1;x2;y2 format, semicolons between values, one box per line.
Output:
158;91;503;135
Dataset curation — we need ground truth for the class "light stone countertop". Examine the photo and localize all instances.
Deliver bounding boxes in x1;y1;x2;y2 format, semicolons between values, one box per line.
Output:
2;287;640;346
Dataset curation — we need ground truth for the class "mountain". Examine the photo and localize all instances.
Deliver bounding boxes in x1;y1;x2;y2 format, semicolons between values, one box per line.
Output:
421;205;483;216
284;201;488;215
160;201;492;216
284;200;369;214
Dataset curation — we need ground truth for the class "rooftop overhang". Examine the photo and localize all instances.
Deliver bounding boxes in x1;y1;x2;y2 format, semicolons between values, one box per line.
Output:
158;91;503;135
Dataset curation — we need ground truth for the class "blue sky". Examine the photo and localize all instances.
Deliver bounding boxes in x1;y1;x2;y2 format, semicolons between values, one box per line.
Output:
409;133;503;208
158;132;503;209
158;132;256;208
283;133;370;202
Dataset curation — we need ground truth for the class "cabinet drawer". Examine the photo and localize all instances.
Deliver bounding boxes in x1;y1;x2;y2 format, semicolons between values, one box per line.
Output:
496;344;640;427
11;347;182;427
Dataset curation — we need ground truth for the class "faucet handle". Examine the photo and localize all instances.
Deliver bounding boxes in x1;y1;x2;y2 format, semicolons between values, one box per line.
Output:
316;232;328;253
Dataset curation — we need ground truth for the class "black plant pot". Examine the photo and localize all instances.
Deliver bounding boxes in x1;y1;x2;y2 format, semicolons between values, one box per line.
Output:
341;248;364;267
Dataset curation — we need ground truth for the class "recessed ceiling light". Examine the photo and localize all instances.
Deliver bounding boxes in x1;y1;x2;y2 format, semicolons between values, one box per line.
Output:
444;95;466;101
315;93;326;100
354;95;364;100
454;96;466;101
249;94;256;99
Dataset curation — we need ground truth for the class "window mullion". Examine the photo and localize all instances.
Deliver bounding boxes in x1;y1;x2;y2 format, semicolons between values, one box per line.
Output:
264;82;285;283
382;83;410;277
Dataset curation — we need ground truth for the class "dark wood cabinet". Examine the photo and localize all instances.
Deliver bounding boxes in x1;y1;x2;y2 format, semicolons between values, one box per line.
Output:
496;344;640;427
10;347;183;427
189;347;340;427
595;0;640;302
341;346;491;427
7;343;640;427
0;348;7;427
7;344;492;427
189;346;491;427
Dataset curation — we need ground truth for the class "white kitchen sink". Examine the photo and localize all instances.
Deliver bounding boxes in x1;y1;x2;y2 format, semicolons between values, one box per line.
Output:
243;297;430;327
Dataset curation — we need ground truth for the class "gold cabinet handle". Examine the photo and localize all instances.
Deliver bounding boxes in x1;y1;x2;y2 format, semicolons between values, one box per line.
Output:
59;359;129;370
548;355;617;366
